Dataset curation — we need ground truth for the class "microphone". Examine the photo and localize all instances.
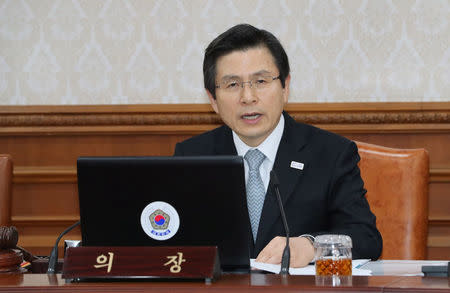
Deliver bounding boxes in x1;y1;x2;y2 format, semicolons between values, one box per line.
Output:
270;170;290;275
47;221;80;274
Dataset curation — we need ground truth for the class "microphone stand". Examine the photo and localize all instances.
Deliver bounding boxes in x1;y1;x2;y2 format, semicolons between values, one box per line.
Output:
47;221;80;274
270;170;290;275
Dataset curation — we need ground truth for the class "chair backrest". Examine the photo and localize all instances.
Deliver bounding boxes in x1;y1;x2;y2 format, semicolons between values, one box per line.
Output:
0;154;13;226
356;141;429;260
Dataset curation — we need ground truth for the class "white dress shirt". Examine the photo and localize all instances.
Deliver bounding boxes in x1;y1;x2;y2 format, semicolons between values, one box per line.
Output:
233;114;285;192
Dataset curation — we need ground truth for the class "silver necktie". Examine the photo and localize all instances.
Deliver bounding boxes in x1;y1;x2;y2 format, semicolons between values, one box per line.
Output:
244;149;266;242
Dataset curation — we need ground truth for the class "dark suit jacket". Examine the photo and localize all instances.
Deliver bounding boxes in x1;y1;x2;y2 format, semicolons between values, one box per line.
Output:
174;112;382;260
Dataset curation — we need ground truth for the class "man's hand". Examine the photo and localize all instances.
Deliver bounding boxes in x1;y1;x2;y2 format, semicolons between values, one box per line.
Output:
255;236;314;268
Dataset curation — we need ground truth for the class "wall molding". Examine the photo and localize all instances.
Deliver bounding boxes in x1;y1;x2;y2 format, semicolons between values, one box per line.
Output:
11;216;80;226
1;102;450;134
429;168;450;183
13;166;76;183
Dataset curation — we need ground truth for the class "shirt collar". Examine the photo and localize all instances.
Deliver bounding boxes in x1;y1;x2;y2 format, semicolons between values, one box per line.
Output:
232;114;284;164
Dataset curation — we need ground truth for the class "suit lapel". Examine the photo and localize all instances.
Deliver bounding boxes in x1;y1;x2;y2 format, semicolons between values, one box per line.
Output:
213;126;237;155
255;112;310;252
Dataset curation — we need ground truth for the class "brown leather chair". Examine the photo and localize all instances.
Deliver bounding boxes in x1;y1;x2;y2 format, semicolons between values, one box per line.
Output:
0;154;13;226
356;141;429;260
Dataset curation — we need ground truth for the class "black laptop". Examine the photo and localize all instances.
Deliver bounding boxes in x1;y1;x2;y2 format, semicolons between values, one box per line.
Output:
77;156;250;271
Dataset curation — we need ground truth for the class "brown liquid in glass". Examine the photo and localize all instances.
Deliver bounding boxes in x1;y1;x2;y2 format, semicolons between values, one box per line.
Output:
315;258;352;276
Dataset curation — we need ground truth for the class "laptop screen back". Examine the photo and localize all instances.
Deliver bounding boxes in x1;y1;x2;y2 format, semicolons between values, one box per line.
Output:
77;156;250;271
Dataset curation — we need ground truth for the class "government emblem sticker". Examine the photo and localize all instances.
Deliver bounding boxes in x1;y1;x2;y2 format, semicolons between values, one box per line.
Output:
140;201;180;240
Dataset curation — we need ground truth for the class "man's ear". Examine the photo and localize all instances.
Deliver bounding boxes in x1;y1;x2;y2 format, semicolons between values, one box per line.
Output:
206;90;219;114
283;74;291;104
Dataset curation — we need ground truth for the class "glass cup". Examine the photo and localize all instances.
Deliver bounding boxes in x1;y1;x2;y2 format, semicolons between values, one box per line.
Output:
314;234;352;276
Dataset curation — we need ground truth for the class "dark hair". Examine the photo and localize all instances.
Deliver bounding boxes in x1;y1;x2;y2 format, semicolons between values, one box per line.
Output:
203;23;290;99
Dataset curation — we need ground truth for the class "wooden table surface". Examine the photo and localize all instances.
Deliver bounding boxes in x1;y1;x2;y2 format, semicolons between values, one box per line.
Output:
0;273;449;292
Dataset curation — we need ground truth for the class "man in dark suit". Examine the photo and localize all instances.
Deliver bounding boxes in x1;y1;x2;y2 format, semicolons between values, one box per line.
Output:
174;24;382;267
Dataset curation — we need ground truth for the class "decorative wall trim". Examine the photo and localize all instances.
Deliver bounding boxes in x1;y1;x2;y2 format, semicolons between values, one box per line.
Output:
11;216;80;226
429;169;450;183
1;102;449;126
13;167;76;183
429;220;450;226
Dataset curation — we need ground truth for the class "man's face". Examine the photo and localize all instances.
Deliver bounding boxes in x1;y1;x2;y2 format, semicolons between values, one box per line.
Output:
207;47;290;147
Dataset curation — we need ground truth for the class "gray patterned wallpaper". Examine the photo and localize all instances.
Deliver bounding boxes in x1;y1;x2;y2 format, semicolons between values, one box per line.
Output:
0;0;449;105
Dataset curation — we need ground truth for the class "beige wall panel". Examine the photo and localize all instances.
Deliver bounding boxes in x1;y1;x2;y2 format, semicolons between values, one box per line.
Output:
429;183;450;221
427;248;450;260
1;135;191;166
2;103;449;259
343;133;450;168
12;183;79;219
427;225;450;248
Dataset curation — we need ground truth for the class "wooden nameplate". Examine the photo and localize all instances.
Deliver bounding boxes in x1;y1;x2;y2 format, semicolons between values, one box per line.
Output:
62;246;221;282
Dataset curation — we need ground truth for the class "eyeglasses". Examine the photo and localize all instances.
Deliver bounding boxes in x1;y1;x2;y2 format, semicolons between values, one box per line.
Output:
215;75;280;93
